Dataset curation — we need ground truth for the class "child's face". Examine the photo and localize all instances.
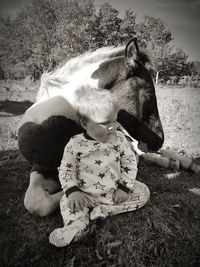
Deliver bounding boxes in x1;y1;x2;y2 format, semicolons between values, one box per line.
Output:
82;109;117;143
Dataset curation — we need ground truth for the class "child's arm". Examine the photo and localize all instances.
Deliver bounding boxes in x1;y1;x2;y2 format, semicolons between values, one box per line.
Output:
59;138;80;193
113;134;138;204
59;141;84;212
117;132;138;191
59;138;96;211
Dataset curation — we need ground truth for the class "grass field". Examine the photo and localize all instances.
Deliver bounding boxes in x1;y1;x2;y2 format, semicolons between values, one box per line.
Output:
0;85;200;266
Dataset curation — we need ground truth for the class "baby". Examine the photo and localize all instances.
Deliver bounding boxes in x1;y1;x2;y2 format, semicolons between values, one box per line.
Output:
49;87;150;247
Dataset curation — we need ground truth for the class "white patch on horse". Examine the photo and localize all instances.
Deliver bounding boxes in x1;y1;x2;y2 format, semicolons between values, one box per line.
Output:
36;46;124;103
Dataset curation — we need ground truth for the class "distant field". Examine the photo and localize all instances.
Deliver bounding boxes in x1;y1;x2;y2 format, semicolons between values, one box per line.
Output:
0;79;38;102
156;86;200;157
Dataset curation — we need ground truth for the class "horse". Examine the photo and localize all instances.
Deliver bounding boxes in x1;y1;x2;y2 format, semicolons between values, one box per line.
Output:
35;37;164;151
17;37;165;216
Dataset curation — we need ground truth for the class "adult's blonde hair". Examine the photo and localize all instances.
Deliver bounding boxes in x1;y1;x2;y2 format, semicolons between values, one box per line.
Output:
74;86;119;123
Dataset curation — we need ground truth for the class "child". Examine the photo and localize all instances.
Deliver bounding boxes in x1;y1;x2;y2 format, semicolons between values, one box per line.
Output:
49;87;150;247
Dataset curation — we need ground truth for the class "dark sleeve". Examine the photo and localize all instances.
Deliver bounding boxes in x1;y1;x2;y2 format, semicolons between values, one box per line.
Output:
65;186;82;197
117;109;163;151
118;183;131;193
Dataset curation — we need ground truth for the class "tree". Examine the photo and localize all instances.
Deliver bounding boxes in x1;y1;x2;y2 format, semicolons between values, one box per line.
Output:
1;0;95;79
159;47;189;83
1;0;193;83
24;0;58;78
90;3;122;47
120;9;137;44
52;0;95;58
136;16;173;84
0;0;58;79
0;16;10;79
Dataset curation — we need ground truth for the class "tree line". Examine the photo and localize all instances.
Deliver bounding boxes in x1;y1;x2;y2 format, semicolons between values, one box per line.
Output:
0;0;199;84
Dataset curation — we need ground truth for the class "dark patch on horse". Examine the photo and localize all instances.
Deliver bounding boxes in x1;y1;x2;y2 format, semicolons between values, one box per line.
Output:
117;110;163;151
91;57;127;89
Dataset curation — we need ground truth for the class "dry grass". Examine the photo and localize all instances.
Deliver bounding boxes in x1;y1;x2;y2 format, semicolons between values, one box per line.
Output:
156;86;200;157
0;85;200;266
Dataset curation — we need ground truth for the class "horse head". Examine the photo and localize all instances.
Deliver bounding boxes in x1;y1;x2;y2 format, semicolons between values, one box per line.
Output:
37;38;164;151
91;37;164;150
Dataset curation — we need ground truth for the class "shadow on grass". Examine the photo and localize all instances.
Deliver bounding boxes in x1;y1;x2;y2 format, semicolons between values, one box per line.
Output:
0;150;200;266
0;100;33;116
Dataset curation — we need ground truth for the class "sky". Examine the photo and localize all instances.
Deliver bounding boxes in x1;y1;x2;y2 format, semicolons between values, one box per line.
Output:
0;0;199;61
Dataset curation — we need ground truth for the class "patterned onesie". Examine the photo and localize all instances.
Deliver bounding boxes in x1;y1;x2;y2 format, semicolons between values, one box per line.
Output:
49;131;150;247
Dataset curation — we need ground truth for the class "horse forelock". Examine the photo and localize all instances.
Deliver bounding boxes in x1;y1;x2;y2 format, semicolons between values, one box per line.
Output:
138;49;157;72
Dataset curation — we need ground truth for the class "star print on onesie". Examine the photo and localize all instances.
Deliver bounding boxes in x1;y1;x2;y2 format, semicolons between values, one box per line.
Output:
49;131;150;248
78;140;88;147
104;149;110;156
95;160;103;165
60;132;138;197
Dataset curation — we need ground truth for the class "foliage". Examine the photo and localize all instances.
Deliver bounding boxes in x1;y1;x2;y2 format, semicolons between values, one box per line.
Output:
189;61;200;76
136;15;172;50
159;47;190;82
91;3;122;47
0;0;197;81
120;9;137;44
135;16;173;83
51;0;96;58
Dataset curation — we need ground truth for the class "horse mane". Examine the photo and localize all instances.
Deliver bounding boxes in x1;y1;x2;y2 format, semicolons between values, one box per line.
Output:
37;45;156;101
37;46;124;100
42;46;124;83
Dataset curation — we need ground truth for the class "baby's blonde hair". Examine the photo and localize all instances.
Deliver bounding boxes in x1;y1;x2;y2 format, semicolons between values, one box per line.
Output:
74;86;119;123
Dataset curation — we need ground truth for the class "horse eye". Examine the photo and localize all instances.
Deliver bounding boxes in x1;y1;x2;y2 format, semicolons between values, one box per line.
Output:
145;93;153;103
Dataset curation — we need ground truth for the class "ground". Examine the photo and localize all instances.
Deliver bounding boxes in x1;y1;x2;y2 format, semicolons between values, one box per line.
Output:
0;85;200;266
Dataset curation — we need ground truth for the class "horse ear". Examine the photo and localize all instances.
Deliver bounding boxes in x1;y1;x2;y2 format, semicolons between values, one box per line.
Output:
125;36;140;69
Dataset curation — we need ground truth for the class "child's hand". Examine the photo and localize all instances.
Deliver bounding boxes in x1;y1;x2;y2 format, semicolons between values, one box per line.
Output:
113;188;129;204
67;191;87;212
67;191;96;212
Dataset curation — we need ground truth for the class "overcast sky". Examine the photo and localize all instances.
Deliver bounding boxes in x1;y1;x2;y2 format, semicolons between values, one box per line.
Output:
1;0;199;61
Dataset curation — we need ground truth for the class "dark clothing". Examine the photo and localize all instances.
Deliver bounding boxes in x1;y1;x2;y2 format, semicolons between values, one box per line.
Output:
18;116;83;179
117;110;164;151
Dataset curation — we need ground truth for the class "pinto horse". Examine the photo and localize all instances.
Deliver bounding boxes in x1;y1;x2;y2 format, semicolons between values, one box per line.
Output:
34;37;164;150
17;37;165;216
